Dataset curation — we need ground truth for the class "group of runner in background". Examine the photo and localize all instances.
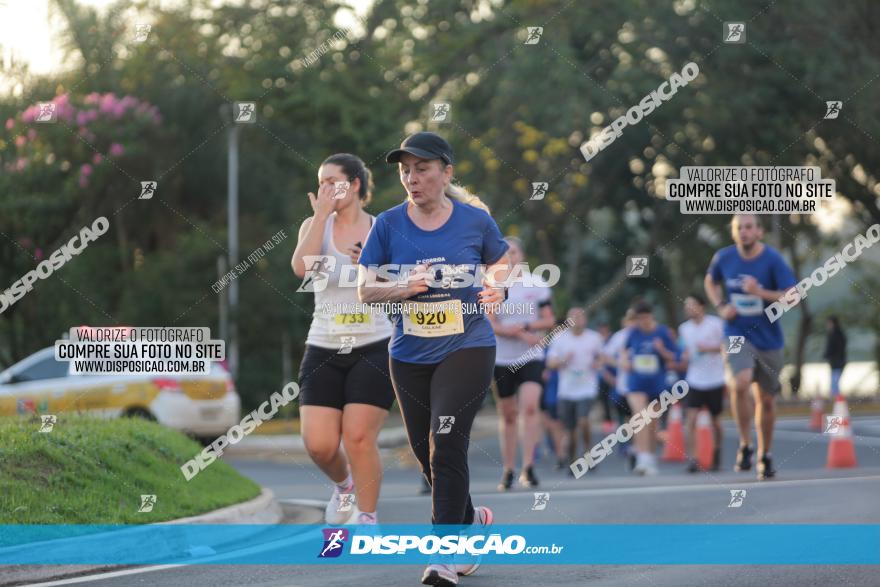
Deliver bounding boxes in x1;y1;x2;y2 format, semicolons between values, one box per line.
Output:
490;214;797;483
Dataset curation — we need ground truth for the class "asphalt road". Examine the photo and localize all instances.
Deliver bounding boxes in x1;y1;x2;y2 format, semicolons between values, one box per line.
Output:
22;415;880;587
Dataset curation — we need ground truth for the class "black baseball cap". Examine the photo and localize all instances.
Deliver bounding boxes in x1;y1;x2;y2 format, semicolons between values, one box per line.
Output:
385;132;454;165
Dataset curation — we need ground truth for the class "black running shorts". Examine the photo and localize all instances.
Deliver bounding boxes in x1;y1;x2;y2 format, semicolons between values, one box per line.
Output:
298;338;395;410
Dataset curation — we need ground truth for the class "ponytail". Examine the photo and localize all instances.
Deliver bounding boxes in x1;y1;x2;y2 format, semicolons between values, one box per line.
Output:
444;182;490;213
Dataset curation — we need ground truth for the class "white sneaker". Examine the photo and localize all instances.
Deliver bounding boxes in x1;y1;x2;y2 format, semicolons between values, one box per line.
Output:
456;506;493;576
632;453;648;476
324;482;356;525
643;454;659;476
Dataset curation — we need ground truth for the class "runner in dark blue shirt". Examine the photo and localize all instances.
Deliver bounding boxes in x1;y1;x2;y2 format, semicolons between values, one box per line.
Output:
705;214;797;480
358;132;509;586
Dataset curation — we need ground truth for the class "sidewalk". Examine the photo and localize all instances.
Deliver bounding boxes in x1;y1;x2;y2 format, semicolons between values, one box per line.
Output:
0;490;284;587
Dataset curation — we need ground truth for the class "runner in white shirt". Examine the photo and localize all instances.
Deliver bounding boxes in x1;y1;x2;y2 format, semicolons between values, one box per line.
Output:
487;237;555;490
291;154;394;526
678;294;726;472
546;307;604;475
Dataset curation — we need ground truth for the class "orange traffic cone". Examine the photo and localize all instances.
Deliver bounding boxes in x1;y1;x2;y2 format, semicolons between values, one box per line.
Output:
827;396;857;469
695;408;715;471
661;404;687;462
809;398;824;431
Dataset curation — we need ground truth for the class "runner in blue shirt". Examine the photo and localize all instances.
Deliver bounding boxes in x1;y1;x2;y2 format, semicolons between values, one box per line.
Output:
621;301;677;476
705;214;797;480
357;132;509;586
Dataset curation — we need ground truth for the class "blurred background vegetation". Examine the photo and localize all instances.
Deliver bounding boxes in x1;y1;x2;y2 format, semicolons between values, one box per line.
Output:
2;0;879;409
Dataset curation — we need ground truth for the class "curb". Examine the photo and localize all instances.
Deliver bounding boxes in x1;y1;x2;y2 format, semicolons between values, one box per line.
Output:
0;488;281;587
163;487;282;525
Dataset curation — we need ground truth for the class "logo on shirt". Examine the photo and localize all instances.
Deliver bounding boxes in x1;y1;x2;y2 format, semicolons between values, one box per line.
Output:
430;264;473;289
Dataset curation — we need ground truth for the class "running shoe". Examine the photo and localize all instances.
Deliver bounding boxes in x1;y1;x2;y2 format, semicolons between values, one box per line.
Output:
519;465;539;488
456;506;493;576
642;453;659;476
355;512;377;524
626;452;637;473
632;453;647;476
497;469;514;491
421;563;458;586
325;481;355;524
756;454;776;480
734;444;753;472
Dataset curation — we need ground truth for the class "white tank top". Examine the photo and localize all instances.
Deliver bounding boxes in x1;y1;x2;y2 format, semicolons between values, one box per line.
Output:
305;212;393;349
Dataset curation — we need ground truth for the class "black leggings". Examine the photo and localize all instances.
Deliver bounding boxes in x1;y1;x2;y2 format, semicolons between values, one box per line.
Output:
390;346;495;525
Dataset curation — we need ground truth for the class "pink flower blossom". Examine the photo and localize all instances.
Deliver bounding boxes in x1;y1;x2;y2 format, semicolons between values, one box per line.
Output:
120;95;138;110
92;153;103;165
14;135;26;147
99;93;117;114
5;118;14;130
21;105;37;123
80;164;93;176
34;248;43;261
27;129;36;140
109;143;125;157
52;94;74;122
15;158;27;171
84;92;101;105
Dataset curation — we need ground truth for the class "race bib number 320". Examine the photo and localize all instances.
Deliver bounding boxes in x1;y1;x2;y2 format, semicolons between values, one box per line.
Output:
402;300;464;338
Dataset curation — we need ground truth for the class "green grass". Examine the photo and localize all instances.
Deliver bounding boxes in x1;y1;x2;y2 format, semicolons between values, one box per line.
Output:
0;415;262;526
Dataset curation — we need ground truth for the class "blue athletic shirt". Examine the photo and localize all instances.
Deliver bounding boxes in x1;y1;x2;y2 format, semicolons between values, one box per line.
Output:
358;197;509;364
625;325;675;395
707;244;796;351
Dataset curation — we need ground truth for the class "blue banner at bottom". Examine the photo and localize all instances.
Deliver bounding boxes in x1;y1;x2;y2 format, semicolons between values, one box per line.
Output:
0;525;877;565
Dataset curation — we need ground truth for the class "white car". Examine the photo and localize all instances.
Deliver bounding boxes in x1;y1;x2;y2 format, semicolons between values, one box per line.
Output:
0;347;241;439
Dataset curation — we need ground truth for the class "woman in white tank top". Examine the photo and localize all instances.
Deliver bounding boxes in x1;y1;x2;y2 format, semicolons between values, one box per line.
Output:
291;154;393;525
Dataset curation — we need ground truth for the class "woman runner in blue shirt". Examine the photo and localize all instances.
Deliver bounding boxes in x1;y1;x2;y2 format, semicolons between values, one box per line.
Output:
358;132;510;586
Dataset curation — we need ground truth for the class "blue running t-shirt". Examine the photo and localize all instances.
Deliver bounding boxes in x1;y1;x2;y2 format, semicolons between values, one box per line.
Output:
358;197;509;364
707;244;796;351
625;325;675;396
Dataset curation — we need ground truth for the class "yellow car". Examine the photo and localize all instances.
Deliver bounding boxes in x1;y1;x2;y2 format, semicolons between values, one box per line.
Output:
0;346;241;439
